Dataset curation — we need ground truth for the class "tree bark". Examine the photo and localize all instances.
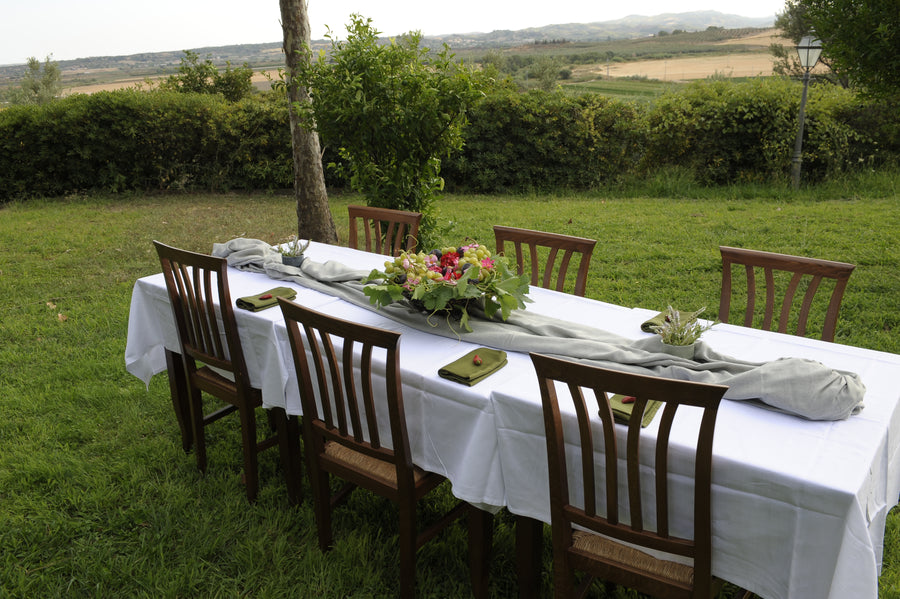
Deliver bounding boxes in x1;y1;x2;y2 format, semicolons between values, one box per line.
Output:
279;0;338;244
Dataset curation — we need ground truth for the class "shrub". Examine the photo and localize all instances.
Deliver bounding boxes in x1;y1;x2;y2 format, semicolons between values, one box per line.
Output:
294;15;490;246
444;89;644;192
0;90;303;200
643;78;798;184
804;86;900;177
157;50;255;102
642;77;896;185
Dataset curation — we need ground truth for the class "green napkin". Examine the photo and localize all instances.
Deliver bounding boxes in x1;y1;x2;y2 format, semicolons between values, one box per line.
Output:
640;310;693;333
607;394;662;428
438;348;508;386
236;287;297;312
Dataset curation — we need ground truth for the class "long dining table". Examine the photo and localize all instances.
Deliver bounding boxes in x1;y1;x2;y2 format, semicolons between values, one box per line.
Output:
125;240;900;599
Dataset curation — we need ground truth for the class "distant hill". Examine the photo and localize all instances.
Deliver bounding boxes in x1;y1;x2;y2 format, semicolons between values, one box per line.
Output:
427;11;775;47
0;11;777;89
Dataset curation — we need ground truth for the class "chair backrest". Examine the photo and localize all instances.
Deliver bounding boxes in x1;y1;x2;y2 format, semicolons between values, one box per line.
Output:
278;298;415;491
718;245;855;342
153;240;251;389
493;225;596;296
347;205;422;256
530;352;727;597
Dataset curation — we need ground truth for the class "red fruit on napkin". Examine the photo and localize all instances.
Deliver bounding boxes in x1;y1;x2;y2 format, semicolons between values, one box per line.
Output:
259;294;273;300
473;355;483;366
621;396;636;404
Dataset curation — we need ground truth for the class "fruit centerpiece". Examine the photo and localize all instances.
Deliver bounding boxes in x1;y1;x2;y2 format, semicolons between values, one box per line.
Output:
362;241;531;331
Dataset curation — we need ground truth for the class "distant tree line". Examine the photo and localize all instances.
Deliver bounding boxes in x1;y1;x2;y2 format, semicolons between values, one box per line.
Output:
0;50;256;106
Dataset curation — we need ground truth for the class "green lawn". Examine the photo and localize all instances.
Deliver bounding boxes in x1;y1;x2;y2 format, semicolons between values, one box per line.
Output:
2;185;899;597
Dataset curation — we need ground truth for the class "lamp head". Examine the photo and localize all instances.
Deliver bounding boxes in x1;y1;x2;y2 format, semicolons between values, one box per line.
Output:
797;36;823;70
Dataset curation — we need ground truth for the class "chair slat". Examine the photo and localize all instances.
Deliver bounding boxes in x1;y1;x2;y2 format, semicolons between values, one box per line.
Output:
763;267;777;331
342;339;366;445
360;343;381;449
796;274;824;337
569;383;596;519
595;391;619;525
654;403;679;539
625;396;644;532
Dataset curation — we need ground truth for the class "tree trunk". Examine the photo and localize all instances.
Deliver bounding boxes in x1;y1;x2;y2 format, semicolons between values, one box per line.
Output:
279;0;338;244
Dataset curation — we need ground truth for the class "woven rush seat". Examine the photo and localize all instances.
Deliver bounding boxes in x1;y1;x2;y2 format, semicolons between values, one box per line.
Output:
572;530;694;587
324;441;429;488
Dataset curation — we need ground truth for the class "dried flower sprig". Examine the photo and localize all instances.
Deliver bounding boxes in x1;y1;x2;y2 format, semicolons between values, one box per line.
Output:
275;235;309;257
651;305;714;346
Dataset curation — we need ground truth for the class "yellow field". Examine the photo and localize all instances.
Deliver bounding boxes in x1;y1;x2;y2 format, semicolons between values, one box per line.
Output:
576;30;792;82
61;30;795;95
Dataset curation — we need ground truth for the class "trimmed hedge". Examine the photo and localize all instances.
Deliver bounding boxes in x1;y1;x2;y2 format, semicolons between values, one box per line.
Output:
1;81;897;201
442;89;644;192
446;79;897;191
0;90;296;200
641;77;896;185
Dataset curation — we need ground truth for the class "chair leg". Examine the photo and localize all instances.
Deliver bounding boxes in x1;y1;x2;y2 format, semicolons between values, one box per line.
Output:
552;552;575;599
307;461;333;551
239;406;260;503
165;349;192;452
397;500;418;599
467;506;494;599
188;386;207;474
516;515;544;599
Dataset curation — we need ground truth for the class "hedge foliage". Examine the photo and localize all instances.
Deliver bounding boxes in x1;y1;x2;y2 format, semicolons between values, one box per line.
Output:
1;79;897;201
0;90;297;200
641;77;896;185
445;79;897;191
442;90;644;192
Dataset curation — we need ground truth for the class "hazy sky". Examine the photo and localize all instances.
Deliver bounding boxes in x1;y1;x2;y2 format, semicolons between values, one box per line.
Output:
0;0;786;66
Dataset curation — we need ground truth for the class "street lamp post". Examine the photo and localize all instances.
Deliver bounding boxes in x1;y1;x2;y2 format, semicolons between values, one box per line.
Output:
791;36;823;190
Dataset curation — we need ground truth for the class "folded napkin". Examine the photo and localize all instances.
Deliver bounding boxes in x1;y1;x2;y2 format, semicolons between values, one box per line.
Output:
641;310;693;333
236;287;297;312
606;394;662;428
438;348;508;386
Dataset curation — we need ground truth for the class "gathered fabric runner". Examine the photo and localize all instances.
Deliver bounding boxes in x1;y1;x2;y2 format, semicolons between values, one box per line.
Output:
213;238;865;421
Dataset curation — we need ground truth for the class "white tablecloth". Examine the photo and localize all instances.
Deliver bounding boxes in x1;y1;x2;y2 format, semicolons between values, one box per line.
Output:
125;241;900;599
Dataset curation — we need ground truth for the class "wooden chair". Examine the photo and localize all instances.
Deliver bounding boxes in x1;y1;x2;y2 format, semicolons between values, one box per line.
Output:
153;241;301;503
494;225;596;296
347;204;422;256
718;246;855;342
278;298;492;599
530;352;730;599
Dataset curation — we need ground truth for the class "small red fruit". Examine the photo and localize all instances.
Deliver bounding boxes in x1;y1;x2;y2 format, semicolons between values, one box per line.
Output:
259;294;273;300
473;355;483;366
